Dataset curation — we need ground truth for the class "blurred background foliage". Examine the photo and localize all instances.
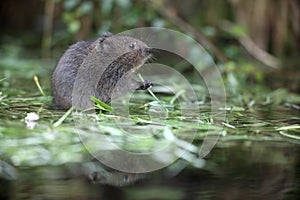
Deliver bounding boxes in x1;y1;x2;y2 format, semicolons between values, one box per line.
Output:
0;0;299;92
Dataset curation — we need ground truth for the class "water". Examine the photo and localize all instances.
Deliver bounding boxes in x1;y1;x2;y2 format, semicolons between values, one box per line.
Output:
1;101;299;199
1;141;298;199
0;58;299;199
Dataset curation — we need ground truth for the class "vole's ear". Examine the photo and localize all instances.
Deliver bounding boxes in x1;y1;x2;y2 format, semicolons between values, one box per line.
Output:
97;32;113;44
95;34;110;52
95;32;113;52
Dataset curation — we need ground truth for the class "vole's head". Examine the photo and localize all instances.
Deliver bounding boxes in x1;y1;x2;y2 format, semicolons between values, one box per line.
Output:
95;33;151;69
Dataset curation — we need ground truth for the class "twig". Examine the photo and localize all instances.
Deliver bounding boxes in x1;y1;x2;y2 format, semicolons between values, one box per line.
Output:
151;1;228;63
221;21;281;68
34;76;46;96
239;36;281;68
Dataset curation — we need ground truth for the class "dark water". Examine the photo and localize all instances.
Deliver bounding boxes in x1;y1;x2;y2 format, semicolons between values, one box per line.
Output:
1;141;299;200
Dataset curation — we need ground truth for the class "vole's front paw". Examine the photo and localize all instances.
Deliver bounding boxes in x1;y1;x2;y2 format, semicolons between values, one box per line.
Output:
138;80;153;90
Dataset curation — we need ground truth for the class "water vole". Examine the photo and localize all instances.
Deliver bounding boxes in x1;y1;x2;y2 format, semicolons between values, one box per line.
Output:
52;32;152;110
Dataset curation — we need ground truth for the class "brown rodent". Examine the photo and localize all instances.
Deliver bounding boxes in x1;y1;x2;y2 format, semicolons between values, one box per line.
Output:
52;32;152;110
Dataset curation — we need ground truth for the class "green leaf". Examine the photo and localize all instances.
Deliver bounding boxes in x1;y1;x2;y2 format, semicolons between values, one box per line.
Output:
276;125;300;131
90;96;113;112
68;20;80;33
279;131;300;140
229;24;247;37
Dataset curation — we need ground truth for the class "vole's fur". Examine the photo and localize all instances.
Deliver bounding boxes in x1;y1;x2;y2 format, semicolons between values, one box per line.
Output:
52;33;152;110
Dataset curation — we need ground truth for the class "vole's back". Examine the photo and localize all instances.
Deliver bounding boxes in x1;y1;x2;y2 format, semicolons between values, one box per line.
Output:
52;40;94;109
51;33;151;110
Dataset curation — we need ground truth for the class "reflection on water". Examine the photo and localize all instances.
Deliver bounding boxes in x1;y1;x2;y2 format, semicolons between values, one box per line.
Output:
1;141;299;200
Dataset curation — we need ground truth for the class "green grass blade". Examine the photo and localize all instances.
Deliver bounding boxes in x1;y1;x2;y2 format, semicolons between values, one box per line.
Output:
53;107;74;127
90;96;113;112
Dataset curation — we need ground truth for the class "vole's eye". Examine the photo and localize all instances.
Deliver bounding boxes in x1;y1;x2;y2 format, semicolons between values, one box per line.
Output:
129;43;135;49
